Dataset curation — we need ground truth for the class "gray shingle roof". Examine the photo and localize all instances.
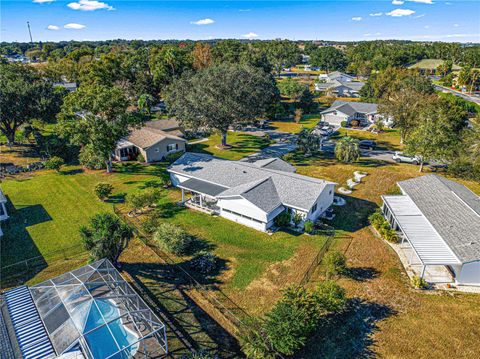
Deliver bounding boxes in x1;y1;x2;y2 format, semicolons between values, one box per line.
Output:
321;100;378;115
242;157;296;173
169;153;335;212
126;127;185;149
316;80;364;92
398;175;480;263
219;177;282;213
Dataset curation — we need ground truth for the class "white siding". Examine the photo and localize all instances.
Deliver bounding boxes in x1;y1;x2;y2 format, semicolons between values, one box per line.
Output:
306;184;335;221
217;197;268;223
220;209;267;232
322;113;349;126
457;261;480;286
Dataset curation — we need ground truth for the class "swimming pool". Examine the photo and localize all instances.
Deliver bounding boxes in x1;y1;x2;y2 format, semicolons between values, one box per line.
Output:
84;299;139;359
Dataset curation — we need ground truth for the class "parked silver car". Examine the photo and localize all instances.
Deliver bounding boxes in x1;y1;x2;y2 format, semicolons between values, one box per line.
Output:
392;151;422;165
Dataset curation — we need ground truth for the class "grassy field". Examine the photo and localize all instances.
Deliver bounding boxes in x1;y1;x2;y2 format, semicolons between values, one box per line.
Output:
335;128;403;151
269;114;320;133
187;131;271;160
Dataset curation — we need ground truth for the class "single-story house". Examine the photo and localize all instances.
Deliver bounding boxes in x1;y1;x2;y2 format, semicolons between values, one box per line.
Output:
408;59;461;75
114;126;186;163
320;100;381;126
145;118;184;138
319;71;356;83
168;153;336;232
0;259;168;358
315;79;365;97
382;175;480;286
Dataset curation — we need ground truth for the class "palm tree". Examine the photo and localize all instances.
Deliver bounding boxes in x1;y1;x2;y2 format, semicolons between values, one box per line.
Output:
334;136;360;163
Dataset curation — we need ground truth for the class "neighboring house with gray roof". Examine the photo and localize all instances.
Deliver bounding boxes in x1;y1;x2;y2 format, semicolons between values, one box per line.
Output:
381;175;480;286
114;126;186;163
168;153;336;232
315;73;365;97
320;100;382;126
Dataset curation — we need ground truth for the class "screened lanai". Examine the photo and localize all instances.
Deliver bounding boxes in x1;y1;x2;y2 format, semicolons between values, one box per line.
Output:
28;259;168;359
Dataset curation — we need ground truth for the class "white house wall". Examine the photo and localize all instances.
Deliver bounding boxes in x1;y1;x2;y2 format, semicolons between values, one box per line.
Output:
220;209;267;232
457;261;480;286
306;183;335;221
322;112;349;126
217;197;269;223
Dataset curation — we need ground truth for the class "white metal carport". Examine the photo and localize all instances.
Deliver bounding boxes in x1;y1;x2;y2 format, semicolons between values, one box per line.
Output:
382;195;461;278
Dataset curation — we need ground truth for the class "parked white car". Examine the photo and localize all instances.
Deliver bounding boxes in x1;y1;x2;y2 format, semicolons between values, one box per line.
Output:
392;151;422;165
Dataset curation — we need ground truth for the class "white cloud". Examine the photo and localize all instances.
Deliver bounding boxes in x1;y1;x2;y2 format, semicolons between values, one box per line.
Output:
67;0;114;11
370;12;383;16
407;0;434;4
190;18;215;25
47;25;60;30
239;9;251;12
375;32;382;35
33;0;54;3
424;25;430;28
364;33;372;36
242;32;259;39
64;23;86;29
352;17;363;21
392;0;404;4
386;9;415;17
454;23;459;27
445;2;451;4
415;14;426;18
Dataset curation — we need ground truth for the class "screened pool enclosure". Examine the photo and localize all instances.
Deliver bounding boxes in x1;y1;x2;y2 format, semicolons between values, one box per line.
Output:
29;259;168;358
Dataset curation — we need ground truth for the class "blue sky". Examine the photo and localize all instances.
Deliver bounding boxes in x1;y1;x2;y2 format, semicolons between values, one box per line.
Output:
1;0;479;43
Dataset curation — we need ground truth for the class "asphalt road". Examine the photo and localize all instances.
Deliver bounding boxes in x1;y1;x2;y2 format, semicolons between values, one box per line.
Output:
434;84;480;105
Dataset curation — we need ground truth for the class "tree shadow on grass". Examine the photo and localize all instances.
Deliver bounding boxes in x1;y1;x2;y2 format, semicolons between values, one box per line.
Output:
330;195;377;233
123;261;241;358
1;199;51;288
105;193;126;204
346;267;380;282
60;168;84;175
299;298;395;358
156;202;185;219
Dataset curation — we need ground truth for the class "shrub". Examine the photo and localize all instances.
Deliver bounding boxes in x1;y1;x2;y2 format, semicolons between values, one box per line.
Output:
137;153;146;163
292;212;303;227
154;223;192;255
340;121;347;128
165;151;183;163
323;251;347;278
350;119;360;127
294;108;303;123
304;220;315;234
189;251;217;274
181;350;219;359
141;210;162;234
411;275;428;289
94;182;113;201
126;188;161;213
274;212;291;228
79;144;105;170
368;210;385;229
45;156;64;172
315;280;347;312
240;318;275;359
282;153;294;162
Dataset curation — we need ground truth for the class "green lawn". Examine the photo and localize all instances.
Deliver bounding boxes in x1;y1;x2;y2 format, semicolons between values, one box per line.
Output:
188;131;272;160
1;163;163;269
269;114;320;133
335;128;403;151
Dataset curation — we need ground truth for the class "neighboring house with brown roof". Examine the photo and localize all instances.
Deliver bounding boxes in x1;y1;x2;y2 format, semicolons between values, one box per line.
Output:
145;119;184;138
114;126;186;163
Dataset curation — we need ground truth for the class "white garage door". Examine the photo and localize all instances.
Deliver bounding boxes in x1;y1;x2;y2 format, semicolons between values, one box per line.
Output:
323;114;345;126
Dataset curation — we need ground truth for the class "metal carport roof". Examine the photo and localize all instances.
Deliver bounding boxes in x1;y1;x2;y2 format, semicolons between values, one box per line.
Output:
178;178;228;197
382;195;461;265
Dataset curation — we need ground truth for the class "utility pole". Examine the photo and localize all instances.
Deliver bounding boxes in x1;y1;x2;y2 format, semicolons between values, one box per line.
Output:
27;21;33;43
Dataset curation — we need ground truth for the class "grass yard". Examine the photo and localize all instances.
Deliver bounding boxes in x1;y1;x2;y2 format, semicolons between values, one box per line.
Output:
283;151;480;358
1;163;164;285
187;131;271;160
269;114;320;133
335;128;403;151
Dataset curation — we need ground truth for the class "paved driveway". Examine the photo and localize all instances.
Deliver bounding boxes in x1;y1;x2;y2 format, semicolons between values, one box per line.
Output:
243;130;298;161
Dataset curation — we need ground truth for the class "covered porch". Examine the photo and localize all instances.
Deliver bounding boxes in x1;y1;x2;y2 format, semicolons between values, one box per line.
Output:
177;178;227;215
382;195;460;284
114;139;140;161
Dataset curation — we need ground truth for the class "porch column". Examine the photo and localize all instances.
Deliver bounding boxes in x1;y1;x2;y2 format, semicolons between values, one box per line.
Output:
421;265;426;279
200;195;203;208
181;189;185;203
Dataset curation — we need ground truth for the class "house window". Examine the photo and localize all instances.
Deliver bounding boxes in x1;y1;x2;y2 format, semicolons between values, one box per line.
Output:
167;143;178;152
329;189;332;195
311;203;317;213
155;148;159;152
